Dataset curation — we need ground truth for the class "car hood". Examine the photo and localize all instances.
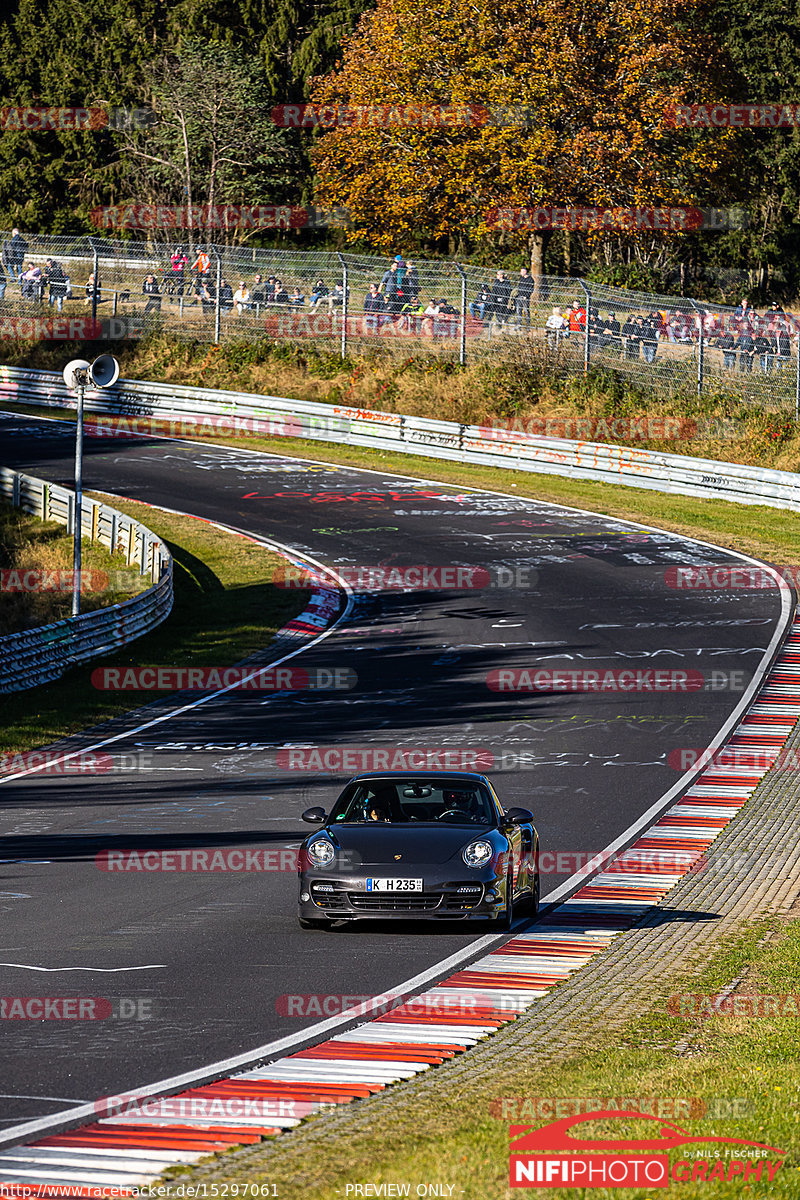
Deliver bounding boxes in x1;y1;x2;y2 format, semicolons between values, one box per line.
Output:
318;824;499;867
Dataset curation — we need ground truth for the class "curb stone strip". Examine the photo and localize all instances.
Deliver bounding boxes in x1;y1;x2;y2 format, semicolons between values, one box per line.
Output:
1;613;799;1197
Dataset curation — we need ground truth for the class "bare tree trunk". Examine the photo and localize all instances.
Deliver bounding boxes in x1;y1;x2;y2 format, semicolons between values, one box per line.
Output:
528;232;551;299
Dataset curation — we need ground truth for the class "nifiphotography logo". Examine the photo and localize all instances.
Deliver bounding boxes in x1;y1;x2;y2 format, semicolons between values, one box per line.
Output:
508;1111;786;1188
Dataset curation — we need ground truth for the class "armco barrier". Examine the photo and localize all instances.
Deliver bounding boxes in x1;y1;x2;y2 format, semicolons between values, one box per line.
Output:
0;466;172;692
2;364;800;512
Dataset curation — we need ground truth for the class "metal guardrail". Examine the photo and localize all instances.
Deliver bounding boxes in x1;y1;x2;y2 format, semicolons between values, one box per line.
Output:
0;465;173;692
2;365;800;515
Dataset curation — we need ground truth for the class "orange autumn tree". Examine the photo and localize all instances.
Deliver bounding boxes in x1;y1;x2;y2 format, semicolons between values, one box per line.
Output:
308;0;739;265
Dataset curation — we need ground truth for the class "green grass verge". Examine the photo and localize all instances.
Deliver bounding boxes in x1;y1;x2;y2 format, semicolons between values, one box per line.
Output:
0;495;308;756
162;913;800;1198
0;498;149;635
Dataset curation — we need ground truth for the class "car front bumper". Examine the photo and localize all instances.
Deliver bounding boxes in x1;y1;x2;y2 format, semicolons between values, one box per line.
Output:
299;872;504;920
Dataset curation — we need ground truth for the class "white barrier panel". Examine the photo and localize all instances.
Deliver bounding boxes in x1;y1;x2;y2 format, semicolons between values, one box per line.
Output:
0;465;173;692
1;364;799;512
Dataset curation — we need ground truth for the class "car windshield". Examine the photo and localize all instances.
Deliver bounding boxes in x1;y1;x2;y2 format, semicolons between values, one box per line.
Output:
329;780;495;825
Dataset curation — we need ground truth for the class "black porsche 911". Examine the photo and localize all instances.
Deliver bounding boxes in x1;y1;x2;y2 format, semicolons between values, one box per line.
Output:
297;771;539;929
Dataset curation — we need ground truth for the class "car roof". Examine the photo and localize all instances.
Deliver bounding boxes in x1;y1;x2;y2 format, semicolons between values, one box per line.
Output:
345;772;492;784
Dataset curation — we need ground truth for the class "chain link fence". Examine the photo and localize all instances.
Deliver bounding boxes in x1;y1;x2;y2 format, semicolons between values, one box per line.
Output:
1;230;797;413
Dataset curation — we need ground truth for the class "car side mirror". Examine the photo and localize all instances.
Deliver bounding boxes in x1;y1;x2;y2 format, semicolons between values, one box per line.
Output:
504;807;534;825
301;807;326;824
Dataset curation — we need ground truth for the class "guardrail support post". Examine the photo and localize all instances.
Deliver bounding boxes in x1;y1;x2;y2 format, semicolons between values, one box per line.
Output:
579;280;591;373
456;264;467;367
337;252;348;359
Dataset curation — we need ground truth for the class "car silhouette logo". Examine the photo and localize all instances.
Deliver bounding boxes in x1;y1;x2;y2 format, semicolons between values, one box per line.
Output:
510;1111;785;1155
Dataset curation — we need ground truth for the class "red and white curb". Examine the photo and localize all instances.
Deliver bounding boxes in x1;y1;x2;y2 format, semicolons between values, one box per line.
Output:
2;615;799;1197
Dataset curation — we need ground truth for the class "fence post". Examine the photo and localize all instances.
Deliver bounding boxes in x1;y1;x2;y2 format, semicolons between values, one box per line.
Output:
213;249;221;345
689;300;704;395
337;252;348;359
579;280;591;372
91;247;99;325
455;263;467;367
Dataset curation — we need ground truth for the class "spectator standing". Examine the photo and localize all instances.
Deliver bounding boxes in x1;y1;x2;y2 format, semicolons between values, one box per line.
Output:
142;274;162;315
733;297;752;329
601;311;621;351
718;327;737;370
568;300;586;334
490;271;512;328
191;247;211;280
252;273;265;303
83;272;99;307
3;228;28;281
754;322;773;373
380;261;403;315
403;260;420;304
0;256;6;303
46;259;69;313
641;312;659;363
364;282;386;332
734;325;755;372
264;276;277;303
622;313;639;359
169;247;188;296
514;267;535;328
775;323;792;372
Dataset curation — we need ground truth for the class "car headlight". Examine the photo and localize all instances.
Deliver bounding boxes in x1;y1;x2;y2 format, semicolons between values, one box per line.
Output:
463;840;493;869
307;838;335;868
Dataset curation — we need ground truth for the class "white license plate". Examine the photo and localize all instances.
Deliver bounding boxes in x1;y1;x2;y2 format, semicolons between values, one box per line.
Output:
366;878;423;892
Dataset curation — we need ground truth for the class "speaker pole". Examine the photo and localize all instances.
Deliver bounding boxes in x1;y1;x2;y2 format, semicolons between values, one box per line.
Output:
72;379;85;617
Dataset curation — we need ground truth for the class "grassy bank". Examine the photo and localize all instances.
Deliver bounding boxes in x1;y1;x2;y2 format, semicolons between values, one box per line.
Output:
0;496;308;757
0;498;149;635
166;912;800;1198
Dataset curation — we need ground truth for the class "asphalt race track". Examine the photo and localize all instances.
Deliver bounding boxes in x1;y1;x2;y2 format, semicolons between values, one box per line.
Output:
0;412;787;1131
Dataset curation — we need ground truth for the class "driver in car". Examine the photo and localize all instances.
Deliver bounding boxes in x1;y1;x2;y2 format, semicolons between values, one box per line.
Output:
364;784;397;822
442;790;482;821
